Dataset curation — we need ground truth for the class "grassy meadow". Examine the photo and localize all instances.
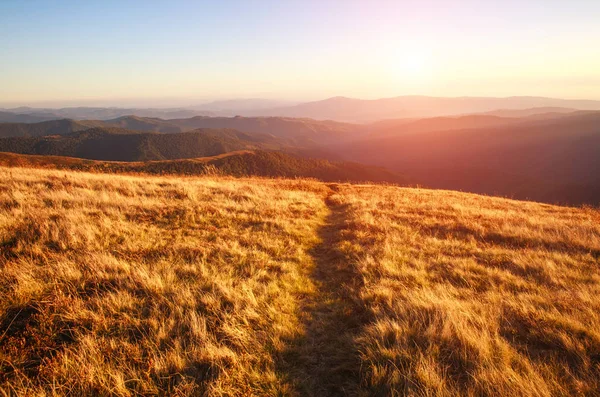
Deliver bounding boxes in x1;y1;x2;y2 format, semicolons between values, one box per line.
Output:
333;185;600;396
1;166;599;396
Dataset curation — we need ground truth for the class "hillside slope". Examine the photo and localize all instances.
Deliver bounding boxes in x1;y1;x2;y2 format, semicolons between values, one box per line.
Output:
0;111;61;123
0;119;106;138
331;112;600;206
103;115;183;133
0;117;183;138
0;151;410;185
1;107;213;120
1;167;599;396
0;116;362;144
0;128;284;161
365;114;523;138
480;107;579;118
248;96;600;122
166;116;360;143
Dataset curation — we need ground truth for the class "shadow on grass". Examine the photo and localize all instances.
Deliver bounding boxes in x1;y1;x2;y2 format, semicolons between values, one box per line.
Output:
276;186;370;396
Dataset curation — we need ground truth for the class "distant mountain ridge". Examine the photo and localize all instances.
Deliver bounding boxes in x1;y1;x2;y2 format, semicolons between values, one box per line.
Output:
479;107;580;118
1;104;599;205
166;116;360;143
4;95;600;122
0;119;105;138
1;107;215;121
0;117;182;138
364;114;524;138
247;96;600;122
0;116;363;143
103;116;183;133
4;111;576;143
329;111;600;205
189;98;298;112
0;110;61;123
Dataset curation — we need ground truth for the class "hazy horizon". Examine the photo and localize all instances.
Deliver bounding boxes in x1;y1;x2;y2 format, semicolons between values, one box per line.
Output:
2;0;600;107
3;93;600;111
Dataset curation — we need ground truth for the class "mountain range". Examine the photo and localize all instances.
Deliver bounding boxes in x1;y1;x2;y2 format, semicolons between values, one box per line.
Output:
0;107;213;122
4;95;600;122
328;111;600;205
1;99;599;205
245;96;600;122
0;128;286;161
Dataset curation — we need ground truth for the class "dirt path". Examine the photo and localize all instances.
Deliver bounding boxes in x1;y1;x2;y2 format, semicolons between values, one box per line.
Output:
278;185;369;396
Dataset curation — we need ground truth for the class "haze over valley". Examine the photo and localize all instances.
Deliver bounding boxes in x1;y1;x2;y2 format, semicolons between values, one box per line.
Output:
1;101;599;206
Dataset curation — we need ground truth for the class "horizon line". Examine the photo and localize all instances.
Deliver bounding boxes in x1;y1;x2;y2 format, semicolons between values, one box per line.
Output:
3;93;600;110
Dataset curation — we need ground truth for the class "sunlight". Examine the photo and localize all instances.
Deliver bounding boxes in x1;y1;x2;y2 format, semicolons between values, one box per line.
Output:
399;53;428;76
387;48;434;83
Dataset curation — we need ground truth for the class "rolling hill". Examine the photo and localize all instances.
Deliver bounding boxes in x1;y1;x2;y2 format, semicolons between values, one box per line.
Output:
249;95;600;122
330;112;600;205
0;128;285;161
0;110;61;123
166;116;361;143
190;98;299;112
0;116;183;138
1;106;214;120
0;151;410;184
5;96;600;124
102;115;183;133
0;119;106;138
2;110;599;206
1;166;598;395
365;114;524;138
479;106;580;118
0;115;362;144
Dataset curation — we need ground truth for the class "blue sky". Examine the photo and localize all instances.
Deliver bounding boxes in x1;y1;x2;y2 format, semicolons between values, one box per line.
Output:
1;0;599;106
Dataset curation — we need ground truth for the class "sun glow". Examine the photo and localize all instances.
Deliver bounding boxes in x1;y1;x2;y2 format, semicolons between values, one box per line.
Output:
399;53;428;76
387;46;435;84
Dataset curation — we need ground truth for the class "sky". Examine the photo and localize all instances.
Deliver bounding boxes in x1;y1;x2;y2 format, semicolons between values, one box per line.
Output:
1;0;599;107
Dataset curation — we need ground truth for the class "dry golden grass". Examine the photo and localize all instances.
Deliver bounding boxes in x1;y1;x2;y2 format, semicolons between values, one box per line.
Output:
0;167;329;395
1;166;599;396
332;185;600;396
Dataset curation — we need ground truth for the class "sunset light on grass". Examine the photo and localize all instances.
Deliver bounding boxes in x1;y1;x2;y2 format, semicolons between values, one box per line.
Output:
1;1;599;396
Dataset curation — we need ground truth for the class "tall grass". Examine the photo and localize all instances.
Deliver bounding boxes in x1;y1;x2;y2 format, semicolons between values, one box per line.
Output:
0;167;328;395
1;166;599;396
332;185;600;396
